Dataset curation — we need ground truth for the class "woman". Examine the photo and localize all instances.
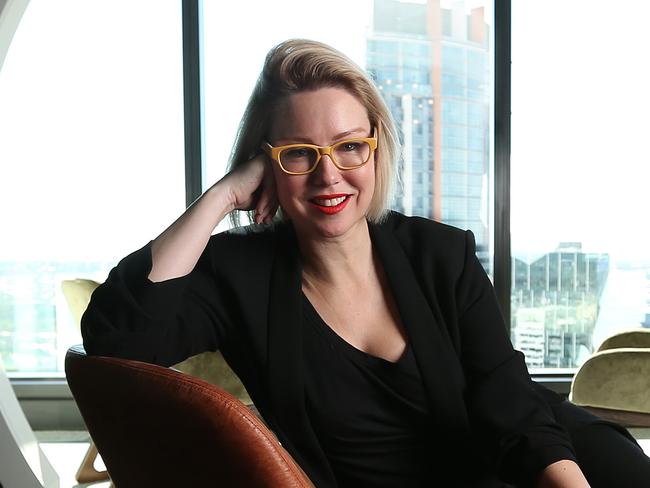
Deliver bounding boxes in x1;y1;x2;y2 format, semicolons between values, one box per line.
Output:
82;39;649;487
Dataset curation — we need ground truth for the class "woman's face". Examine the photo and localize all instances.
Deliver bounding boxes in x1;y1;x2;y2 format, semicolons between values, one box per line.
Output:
268;86;376;241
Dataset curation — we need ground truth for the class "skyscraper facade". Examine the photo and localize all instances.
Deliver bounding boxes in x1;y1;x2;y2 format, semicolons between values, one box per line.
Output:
367;0;491;269
511;243;610;368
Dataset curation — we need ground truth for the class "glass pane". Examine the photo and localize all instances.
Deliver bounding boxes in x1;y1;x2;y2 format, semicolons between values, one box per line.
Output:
202;0;494;274
511;1;650;371
0;0;185;375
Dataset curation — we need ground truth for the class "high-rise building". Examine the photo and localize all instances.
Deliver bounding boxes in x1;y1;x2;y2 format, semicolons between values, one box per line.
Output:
511;243;610;368
367;0;491;268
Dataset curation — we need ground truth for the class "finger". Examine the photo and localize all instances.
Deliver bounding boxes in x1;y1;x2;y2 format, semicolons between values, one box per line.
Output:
267;201;279;223
255;189;275;223
255;158;278;223
261;207;277;224
266;195;279;221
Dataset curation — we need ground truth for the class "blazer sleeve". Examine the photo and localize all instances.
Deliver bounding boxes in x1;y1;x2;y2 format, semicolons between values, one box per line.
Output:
456;230;577;486
81;240;228;367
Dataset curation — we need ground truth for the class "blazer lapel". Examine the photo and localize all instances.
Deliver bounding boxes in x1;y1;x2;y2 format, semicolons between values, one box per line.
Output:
266;224;336;486
369;221;471;439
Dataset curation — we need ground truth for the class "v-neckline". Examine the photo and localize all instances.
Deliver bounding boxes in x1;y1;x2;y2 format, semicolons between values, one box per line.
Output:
301;291;412;367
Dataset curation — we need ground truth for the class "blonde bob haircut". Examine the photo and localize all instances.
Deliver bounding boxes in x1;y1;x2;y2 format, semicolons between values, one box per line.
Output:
228;38;400;224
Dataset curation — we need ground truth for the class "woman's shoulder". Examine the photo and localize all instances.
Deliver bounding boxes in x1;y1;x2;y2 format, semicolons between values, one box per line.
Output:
378;211;470;248
373;211;476;277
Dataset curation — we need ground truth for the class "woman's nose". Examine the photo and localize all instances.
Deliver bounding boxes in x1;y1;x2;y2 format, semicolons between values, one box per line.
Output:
311;155;340;186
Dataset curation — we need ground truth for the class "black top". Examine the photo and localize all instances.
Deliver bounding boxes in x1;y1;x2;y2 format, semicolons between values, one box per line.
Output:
302;295;435;487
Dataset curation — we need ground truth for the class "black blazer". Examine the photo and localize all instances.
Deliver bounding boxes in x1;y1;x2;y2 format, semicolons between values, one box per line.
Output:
82;212;575;486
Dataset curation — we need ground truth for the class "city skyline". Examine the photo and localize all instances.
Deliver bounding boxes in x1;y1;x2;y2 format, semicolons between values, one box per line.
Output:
511;243;610;368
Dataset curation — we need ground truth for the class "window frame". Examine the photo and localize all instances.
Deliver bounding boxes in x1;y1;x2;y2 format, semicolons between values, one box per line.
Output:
4;0;574;431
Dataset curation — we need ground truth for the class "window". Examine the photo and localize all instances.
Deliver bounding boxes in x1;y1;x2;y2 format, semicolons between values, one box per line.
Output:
511;0;650;371
1;0;493;377
0;0;184;375
202;0;494;273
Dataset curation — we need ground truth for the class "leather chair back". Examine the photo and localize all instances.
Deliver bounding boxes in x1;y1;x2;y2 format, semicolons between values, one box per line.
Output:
65;346;314;488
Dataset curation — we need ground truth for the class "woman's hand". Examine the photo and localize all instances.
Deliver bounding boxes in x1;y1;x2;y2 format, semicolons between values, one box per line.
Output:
149;155;278;282
536;460;591;488
221;154;279;224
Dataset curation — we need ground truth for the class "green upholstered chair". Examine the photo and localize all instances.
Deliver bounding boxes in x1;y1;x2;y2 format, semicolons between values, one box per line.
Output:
570;329;650;427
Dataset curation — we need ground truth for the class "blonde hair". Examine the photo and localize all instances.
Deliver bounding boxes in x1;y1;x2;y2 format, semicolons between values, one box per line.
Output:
228;39;400;225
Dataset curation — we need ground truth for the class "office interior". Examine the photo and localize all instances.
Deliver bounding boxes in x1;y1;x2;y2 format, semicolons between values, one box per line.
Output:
1;0;649;486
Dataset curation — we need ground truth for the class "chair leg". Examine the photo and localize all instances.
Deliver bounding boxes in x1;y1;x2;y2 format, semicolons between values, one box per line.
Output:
76;441;110;483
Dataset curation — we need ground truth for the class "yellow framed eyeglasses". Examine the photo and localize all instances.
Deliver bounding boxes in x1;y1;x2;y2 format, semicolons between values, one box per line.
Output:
262;129;378;175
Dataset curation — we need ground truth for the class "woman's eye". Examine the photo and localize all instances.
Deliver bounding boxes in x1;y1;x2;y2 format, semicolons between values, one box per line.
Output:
341;142;360;152
285;148;310;158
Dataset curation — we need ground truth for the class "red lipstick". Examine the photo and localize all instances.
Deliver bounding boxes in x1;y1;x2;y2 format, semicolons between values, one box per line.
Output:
309;194;351;215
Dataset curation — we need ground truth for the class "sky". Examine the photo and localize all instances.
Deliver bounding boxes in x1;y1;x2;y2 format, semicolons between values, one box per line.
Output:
510;1;650;262
0;0;186;263
1;0;648;264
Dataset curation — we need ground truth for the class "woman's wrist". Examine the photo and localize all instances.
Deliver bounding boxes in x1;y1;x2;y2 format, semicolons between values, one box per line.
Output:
205;178;238;217
536;460;590;488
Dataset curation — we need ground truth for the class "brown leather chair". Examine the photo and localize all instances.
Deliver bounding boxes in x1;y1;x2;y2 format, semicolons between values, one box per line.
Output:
65;345;314;488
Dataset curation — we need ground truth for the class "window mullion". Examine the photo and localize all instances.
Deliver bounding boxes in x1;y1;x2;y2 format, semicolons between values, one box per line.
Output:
182;0;203;207
494;0;512;332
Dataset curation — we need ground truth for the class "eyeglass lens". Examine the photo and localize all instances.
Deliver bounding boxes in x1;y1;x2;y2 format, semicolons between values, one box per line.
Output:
280;141;371;172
